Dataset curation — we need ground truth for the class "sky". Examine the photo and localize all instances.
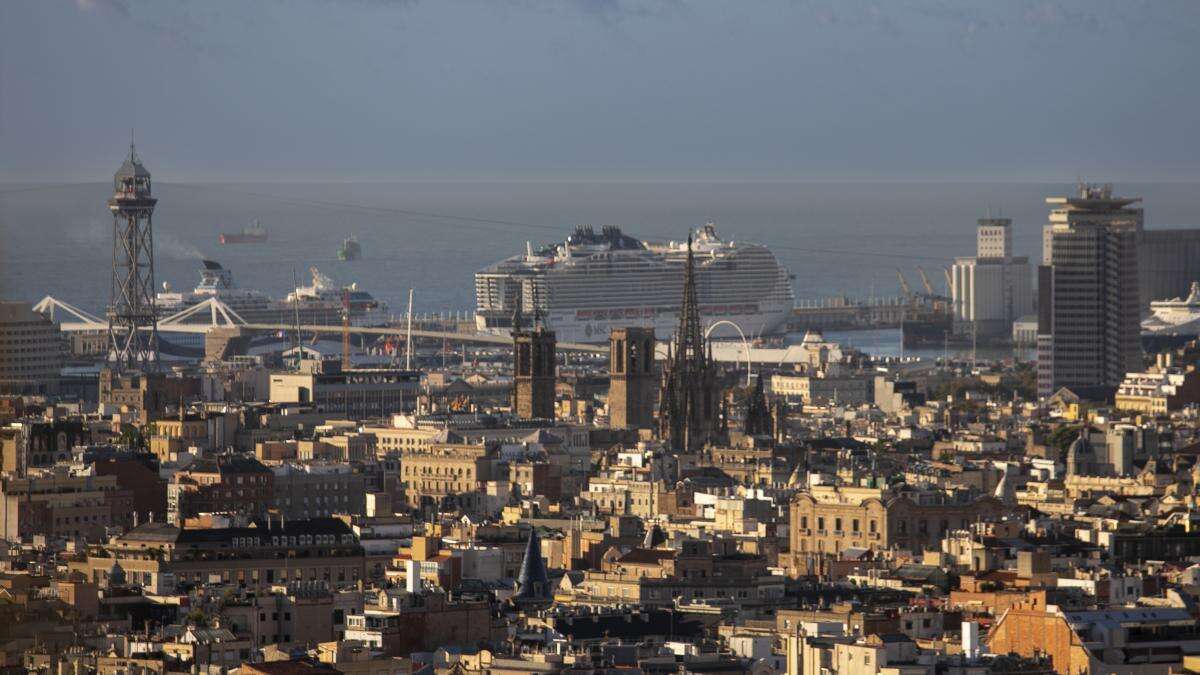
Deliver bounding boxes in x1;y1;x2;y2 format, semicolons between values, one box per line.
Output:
2;0;1199;182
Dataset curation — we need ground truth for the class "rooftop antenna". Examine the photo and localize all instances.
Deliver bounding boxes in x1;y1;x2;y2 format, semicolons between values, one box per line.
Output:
291;268;302;371
341;288;351;371
405;288;414;371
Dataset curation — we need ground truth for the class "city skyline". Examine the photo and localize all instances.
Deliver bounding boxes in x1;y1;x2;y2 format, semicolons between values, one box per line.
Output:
7;4;1200;674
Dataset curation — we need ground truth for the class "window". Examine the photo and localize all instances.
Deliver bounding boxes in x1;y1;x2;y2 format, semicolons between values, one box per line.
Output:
852;519;860;533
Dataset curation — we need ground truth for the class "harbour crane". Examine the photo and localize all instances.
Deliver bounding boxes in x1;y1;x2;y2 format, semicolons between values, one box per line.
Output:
896;269;915;303
916;266;937;297
898;267;952;314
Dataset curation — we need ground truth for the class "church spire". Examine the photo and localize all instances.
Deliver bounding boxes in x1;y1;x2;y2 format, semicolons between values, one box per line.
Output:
659;231;722;453
511;300;525;335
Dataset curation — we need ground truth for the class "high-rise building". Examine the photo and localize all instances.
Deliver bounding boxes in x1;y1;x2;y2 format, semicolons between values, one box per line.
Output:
949;217;1033;338
512;308;556;421
1037;183;1143;398
1137;229;1200;308
0;302;64;395
659;237;721;452
608;327;656;430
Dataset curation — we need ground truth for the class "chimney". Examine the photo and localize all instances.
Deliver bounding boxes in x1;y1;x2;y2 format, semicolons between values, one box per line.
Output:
962;621;980;660
405;559;421;594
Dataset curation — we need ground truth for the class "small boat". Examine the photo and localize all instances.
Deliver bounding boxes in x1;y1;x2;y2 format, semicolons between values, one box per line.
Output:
219;219;267;245
338;236;362;261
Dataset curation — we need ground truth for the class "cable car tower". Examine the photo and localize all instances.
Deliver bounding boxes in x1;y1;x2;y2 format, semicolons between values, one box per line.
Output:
106;137;160;371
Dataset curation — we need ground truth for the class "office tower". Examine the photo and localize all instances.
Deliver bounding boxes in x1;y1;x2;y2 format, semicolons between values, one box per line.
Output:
1137;229;1200;308
949;216;1033;338
512;307;556;420
608;326;656;429
1037;183;1143;398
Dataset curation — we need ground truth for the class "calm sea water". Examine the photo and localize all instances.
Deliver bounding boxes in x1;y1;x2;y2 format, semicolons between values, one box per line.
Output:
3;180;1197;331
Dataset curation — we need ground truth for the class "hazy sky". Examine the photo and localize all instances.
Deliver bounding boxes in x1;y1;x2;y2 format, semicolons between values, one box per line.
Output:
2;0;1198;181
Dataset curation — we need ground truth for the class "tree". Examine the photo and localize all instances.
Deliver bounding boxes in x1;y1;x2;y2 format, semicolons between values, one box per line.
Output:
1047;425;1081;453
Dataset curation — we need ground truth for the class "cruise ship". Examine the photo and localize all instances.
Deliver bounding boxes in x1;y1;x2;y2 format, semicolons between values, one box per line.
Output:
1142;282;1200;337
475;223;795;343
157;261;388;326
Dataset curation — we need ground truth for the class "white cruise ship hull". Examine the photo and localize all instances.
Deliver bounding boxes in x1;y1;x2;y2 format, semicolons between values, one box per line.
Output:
475;224;796;344
478;301;792;343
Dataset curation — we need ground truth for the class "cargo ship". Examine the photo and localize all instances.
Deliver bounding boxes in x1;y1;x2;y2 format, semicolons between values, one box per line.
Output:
219;219;267;245
901;311;955;348
338;236;362;261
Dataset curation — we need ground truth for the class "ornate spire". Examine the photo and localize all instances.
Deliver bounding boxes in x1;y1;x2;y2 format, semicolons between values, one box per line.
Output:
659;231;722;452
532;283;546;331
511;301;524;335
676;235;704;361
744;374;771;436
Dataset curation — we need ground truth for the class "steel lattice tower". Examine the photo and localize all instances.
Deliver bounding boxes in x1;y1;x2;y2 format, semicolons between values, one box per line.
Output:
106;141;160;371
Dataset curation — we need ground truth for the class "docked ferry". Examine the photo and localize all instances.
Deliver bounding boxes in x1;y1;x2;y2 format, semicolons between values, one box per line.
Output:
157;261;388;326
474;223;795;343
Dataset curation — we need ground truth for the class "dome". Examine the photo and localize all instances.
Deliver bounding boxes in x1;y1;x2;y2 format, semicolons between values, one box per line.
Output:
107;560;127;586
115;144;151;180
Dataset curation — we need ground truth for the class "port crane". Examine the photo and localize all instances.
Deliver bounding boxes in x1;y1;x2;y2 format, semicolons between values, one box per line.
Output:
897;268;952;315
916;267;936;297
896;269;914;302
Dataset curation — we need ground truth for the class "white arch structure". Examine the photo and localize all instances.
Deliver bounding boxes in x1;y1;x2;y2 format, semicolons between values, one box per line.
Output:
158;297;247;329
704;319;753;387
32;296;105;330
34;295;607;352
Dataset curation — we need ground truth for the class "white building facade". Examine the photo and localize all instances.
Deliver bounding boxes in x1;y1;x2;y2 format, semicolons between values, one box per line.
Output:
949;218;1033;339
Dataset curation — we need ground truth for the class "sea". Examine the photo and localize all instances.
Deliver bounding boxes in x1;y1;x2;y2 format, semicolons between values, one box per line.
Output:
3;180;1198;359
